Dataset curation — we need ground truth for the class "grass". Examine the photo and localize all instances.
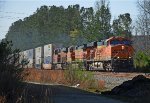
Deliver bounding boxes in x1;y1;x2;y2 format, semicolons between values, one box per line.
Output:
15;83;54;103
64;63;101;90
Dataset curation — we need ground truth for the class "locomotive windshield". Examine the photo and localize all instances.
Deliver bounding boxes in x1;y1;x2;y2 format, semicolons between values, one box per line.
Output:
110;39;131;45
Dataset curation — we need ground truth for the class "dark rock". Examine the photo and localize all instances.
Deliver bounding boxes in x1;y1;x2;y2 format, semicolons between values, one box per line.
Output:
132;75;150;83
102;75;150;97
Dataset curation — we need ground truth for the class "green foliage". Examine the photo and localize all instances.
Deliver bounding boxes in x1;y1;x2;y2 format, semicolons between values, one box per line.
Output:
64;63;94;87
0;41;25;102
6;3;132;51
112;13;132;37
6;5;83;50
94;0;112;40
134;51;150;72
80;7;96;42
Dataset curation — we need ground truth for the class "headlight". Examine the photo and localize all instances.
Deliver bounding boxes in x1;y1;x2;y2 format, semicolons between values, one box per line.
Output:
122;46;125;50
129;57;131;58
117;56;120;58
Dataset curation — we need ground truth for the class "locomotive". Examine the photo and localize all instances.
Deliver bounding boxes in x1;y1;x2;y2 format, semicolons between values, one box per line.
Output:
20;36;134;71
86;36;134;71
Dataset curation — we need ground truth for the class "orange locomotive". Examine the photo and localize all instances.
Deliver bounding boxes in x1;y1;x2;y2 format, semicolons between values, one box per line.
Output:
52;36;134;71
85;36;134;71
75;44;86;62
53;48;61;69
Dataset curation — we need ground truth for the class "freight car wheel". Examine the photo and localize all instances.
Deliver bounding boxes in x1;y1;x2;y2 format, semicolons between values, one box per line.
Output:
104;63;112;71
106;63;112;71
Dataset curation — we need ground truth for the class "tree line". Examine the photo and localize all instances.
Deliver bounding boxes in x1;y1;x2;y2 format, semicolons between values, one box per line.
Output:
5;0;132;51
133;0;150;71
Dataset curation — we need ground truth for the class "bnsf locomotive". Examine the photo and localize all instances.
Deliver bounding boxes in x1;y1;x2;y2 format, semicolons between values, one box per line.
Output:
20;36;134;71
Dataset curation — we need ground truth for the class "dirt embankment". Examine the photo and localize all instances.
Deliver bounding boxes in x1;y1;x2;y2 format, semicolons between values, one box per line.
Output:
23;69;65;84
23;69;105;90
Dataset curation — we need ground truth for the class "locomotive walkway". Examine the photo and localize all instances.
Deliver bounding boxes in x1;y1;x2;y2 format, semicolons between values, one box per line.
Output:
22;82;125;103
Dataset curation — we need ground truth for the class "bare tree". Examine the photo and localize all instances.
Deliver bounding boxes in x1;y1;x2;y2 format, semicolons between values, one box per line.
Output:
137;0;150;15
134;0;150;54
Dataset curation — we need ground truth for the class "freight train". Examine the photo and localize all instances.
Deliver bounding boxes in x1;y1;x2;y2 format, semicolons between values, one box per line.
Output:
19;36;134;71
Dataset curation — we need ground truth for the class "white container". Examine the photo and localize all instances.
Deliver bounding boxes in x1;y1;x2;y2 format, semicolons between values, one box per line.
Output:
19;51;24;65
23;49;33;68
35;47;42;69
43;44;53;69
25;49;33;68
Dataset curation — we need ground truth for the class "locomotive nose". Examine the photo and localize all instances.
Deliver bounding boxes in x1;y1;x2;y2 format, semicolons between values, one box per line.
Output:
111;45;132;59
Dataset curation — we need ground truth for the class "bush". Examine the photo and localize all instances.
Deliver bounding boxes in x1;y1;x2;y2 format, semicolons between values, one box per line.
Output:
134;51;150;72
0;41;25;102
64;62;95;89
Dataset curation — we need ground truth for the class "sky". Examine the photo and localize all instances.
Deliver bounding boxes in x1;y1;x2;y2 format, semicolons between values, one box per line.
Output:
0;0;138;40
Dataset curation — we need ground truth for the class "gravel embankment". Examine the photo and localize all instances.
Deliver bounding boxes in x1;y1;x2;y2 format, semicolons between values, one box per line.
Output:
95;75;131;90
94;72;149;90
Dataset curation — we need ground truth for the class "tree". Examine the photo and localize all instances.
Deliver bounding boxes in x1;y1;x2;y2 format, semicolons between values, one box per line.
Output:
6;5;84;50
80;7;95;42
0;40;25;102
66;4;82;45
135;0;150;54
94;0;111;40
137;0;150;15
112;13;132;37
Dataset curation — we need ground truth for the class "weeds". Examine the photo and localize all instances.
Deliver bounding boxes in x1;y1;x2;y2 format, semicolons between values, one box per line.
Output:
64;62;101;90
134;51;150;72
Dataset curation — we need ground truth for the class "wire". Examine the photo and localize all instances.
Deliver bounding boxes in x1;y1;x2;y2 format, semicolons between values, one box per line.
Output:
0;11;29;15
0;17;24;19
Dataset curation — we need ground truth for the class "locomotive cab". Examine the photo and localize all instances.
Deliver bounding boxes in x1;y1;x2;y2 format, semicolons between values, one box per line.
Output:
108;37;134;71
110;38;133;58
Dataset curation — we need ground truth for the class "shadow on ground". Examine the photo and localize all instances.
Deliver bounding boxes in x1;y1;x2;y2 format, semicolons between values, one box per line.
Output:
20;83;124;103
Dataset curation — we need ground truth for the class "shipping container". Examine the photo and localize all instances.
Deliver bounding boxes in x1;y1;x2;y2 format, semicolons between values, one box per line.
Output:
35;47;43;69
24;49;34;68
19;52;24;65
43;44;53;69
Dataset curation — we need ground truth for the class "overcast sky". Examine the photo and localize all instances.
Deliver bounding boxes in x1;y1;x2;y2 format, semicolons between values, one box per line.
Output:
0;0;138;40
